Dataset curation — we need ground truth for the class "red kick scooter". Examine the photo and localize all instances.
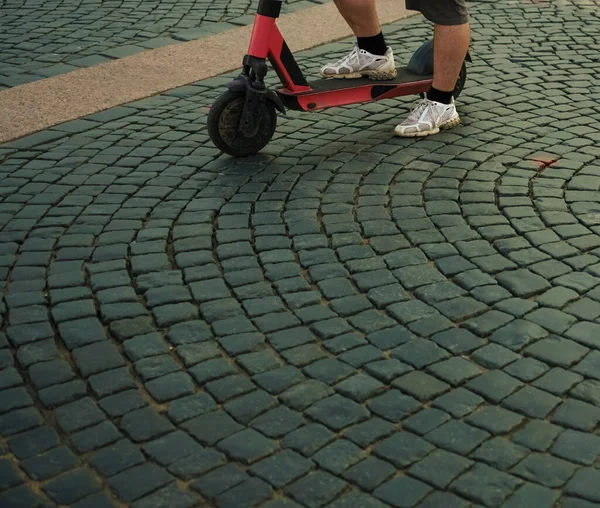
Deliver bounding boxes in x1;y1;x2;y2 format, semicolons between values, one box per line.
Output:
207;0;471;157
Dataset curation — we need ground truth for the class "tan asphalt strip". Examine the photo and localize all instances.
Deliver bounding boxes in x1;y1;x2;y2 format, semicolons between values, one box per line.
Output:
0;1;416;144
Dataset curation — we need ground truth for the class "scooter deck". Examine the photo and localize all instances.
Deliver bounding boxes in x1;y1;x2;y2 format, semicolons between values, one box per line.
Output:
275;68;433;111
307;68;431;93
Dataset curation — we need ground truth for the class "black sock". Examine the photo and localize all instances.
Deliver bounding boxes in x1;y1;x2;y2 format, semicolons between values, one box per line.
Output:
357;32;387;56
427;87;453;104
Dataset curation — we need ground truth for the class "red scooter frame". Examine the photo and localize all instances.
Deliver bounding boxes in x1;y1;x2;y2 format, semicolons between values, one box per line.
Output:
249;6;432;112
208;0;470;156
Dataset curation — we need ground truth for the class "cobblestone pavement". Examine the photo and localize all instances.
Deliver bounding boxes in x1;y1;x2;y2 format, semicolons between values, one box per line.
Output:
0;0;324;90
2;0;600;506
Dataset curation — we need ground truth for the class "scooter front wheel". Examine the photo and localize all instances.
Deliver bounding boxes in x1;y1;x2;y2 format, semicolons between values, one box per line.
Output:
207;90;277;157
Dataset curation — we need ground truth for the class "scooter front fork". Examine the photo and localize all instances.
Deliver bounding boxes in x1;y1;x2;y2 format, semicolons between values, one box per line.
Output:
240;56;268;138
226;55;285;137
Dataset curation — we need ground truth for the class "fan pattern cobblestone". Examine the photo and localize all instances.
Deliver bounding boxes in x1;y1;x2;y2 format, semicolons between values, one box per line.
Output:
1;0;600;506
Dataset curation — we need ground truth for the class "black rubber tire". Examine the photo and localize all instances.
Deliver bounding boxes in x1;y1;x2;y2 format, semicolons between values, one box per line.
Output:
419;61;468;100
453;62;468;99
207;90;277;157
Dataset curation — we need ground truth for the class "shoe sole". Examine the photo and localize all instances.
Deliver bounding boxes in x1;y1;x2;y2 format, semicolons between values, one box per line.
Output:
394;115;460;138
320;68;398;80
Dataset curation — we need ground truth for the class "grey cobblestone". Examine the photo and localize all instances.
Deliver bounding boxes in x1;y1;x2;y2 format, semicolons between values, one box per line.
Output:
3;1;600;505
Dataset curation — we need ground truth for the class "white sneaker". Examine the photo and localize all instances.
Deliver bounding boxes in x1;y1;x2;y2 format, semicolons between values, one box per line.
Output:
320;46;397;80
394;98;460;137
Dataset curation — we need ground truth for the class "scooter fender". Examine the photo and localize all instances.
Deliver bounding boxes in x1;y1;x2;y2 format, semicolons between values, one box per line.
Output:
225;76;286;115
407;39;472;76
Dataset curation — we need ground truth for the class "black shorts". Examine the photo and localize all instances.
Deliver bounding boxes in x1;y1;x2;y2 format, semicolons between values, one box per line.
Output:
405;0;469;25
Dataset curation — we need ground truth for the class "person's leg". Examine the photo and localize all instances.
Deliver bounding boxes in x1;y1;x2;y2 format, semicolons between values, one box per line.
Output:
332;0;380;38
429;23;471;98
320;0;396;79
396;0;470;136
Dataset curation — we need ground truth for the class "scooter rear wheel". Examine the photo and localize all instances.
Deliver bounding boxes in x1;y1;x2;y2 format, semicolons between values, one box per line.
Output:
452;62;467;99
419;61;467;100
207;90;277;157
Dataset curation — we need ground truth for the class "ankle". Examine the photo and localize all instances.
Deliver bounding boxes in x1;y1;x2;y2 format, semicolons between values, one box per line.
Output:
427;87;453;104
357;32;387;56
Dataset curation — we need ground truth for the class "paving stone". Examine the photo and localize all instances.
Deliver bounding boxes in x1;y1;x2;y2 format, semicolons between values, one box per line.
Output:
249;450;313;488
71;420;121;453
512;453;577;488
182;410;243;446
285;470;346;508
342;415;394;447
551;429;600;466
431;328;485;354
472;344;520;369
217;428;278;464
130;485;197;508
463;309;514;337
391;338;449;368
251;405;305;438
431;387;484;419
217;477;273;508
451;463;521;506
190;464;248;499
409;449;473;489
73;341;124;377
373;431;434;468
525;335;588;367
146;371;195;402
502;483;560;508
473;430;529;470
0;407;43;436
0;485;46;508
21;445;79;481
374;475;433;508
533;367;583;396
489;319;548;351
466;370;523;403
552;398;600;431
565;468;600;503
58;317;106;349
120;407;175;442
466;399;524;435
111;316;155;340
525;302;579;332
168;320;212;345
364;358;413;384
0;458;23;489
393;371;451;402
367;389;421;423
42;467;101;505
402;407;451;436
427;357;482;386
306;394;370;431
503;386;561;419
28;358;74;389
109;463;174;503
342;456;395;491
426;419;490;456
496;268;551;297
89;439;145;477
570;378;600;408
326;491;388;508
167;448;227;480
335;373;385;402
55;397;105;433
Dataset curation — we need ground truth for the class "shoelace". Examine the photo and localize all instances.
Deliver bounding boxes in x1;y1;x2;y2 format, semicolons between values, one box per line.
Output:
402;99;435;125
333;46;360;67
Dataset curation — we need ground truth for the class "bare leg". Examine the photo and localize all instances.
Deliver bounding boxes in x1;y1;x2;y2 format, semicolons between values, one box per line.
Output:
432;23;471;92
332;0;381;37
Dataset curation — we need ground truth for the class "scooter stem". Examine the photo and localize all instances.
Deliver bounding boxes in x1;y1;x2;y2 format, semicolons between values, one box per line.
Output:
248;0;283;59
